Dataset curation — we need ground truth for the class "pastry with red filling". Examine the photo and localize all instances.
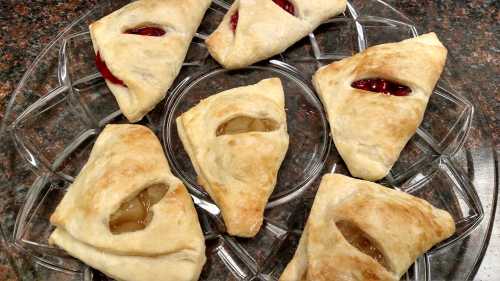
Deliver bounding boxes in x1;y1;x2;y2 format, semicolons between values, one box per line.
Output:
90;0;211;122
206;0;347;69
312;33;447;181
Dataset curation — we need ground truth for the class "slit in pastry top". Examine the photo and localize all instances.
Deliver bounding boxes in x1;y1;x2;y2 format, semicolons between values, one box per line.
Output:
109;183;168;234
230;0;296;32
336;220;390;270
124;26;166;36
351;78;412;96
216;116;280;136
272;0;295;15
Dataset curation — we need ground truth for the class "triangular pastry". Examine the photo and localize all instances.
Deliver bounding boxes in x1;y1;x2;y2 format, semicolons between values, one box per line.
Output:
312;33;447;181
206;0;347;69
280;173;455;281
90;0;211;122
49;124;205;281
176;78;289;237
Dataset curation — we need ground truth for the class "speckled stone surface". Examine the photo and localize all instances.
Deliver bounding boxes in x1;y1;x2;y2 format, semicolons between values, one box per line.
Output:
0;0;498;280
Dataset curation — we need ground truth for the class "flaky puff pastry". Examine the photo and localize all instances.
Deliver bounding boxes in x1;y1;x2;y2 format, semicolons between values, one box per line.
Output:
90;0;211;122
206;0;346;69
313;33;447;181
280;174;455;281
177;78;289;237
49;125;205;281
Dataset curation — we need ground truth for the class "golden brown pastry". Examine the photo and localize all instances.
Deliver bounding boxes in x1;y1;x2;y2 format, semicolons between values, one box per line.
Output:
280;173;455;281
90;0;211;122
206;0;347;69
313;33;447;181
176;78;289;237
49;124;205;281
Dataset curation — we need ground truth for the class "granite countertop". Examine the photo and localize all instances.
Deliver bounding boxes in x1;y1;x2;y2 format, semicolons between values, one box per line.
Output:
0;0;498;280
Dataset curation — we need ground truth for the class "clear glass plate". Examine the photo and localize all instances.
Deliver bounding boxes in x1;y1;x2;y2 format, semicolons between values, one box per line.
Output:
0;0;497;281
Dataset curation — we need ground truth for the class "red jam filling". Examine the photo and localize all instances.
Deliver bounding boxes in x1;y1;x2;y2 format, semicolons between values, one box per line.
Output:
95;52;126;87
230;11;239;32
273;0;295;15
230;0;294;32
351;79;411;96
124;26;166;37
